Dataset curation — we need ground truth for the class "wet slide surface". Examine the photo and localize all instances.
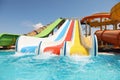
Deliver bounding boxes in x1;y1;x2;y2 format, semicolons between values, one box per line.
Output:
18;19;66;53
39;20;70;54
43;20;74;55
70;20;88;56
16;18;97;56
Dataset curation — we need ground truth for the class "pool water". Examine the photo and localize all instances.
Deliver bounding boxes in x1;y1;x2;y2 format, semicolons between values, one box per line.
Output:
0;51;120;80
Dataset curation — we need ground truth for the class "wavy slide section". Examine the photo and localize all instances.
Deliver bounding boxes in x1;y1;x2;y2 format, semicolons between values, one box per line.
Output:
16;19;69;53
39;20;74;55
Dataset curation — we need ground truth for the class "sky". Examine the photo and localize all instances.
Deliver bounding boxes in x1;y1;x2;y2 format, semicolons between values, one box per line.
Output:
0;0;119;34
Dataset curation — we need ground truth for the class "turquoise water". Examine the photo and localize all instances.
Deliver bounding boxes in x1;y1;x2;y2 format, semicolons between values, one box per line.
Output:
0;51;120;80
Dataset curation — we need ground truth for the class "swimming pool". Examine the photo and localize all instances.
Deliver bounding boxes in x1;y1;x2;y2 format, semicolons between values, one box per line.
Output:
0;50;120;80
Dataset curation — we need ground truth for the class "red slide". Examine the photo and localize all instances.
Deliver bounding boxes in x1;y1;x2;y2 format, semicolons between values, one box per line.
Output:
43;20;74;55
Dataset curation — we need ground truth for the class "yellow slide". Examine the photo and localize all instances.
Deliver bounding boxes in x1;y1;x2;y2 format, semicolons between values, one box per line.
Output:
64;19;97;57
69;20;89;56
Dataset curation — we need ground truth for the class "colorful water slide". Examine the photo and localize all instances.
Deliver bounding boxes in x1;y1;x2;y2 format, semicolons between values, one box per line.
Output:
16;19;69;53
39;20;74;55
0;18;64;49
0;33;19;48
64;20;97;56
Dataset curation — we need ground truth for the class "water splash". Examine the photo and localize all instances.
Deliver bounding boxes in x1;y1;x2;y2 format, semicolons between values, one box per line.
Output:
34;52;58;59
68;55;93;66
70;55;90;61
13;52;34;57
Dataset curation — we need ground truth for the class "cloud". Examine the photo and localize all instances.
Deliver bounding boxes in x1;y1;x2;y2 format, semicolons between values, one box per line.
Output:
33;22;44;30
21;21;44;30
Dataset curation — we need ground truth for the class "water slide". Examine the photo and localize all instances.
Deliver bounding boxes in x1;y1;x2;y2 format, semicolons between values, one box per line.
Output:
64;20;97;56
16;19;69;53
0;18;64;48
95;30;120;48
0;25;46;48
0;33;19;48
25;19;62;36
35;18;64;38
39;20;74;55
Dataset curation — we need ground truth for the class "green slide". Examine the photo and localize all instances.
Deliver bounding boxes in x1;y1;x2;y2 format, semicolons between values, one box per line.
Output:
0;18;64;48
0;33;19;48
35;18;64;37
